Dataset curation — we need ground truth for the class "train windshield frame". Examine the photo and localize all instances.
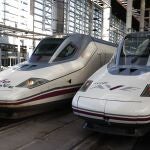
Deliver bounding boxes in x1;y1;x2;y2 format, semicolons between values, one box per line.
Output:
29;38;66;63
109;33;150;69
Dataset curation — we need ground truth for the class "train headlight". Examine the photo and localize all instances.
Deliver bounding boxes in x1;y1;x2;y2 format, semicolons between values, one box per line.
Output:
141;84;150;97
79;80;93;92
16;78;49;89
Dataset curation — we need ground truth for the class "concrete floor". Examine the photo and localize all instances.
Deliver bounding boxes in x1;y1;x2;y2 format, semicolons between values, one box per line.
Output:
0;109;150;150
0;109;93;150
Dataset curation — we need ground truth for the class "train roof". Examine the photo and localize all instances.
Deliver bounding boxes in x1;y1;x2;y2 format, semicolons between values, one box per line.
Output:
91;36;117;47
43;33;117;47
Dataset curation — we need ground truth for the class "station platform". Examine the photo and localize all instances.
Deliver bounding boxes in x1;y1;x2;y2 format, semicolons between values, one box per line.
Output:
0;109;97;150
0;108;149;150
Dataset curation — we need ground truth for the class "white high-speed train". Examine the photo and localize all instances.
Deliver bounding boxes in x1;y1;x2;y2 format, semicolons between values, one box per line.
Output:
72;31;150;136
0;34;116;118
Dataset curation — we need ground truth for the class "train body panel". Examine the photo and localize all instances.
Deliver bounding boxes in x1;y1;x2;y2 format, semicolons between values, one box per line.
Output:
72;31;150;136
0;33;116;118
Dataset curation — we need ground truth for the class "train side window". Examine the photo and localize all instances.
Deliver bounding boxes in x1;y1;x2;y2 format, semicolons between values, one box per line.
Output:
54;43;76;62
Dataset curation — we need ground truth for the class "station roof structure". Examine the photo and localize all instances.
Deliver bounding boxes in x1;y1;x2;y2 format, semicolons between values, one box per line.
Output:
112;0;150;31
0;0;150;41
91;0;111;8
0;24;47;40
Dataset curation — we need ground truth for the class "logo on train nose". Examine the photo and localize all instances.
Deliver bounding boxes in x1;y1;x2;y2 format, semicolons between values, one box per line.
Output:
0;79;10;84
91;82;140;91
0;79;13;88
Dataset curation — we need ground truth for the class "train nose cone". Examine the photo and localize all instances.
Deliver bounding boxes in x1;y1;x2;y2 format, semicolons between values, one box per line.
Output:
105;100;150;124
77;96;106;113
100;93;141;102
0;87;25;101
105;100;140;117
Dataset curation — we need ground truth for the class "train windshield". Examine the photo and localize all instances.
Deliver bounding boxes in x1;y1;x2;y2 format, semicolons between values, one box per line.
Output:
29;38;65;63
118;34;150;68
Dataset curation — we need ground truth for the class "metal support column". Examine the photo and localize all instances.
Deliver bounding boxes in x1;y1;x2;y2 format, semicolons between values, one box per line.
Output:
102;5;111;41
56;0;64;34
73;0;77;33
43;0;46;31
3;0;6;25
17;38;20;64
31;0;35;49
64;0;70;34
126;0;133;33
140;0;145;31
89;1;94;35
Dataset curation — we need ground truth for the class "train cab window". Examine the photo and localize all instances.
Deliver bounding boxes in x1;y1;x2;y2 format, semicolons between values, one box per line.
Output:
29;38;65;63
54;44;76;62
119;37;150;66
